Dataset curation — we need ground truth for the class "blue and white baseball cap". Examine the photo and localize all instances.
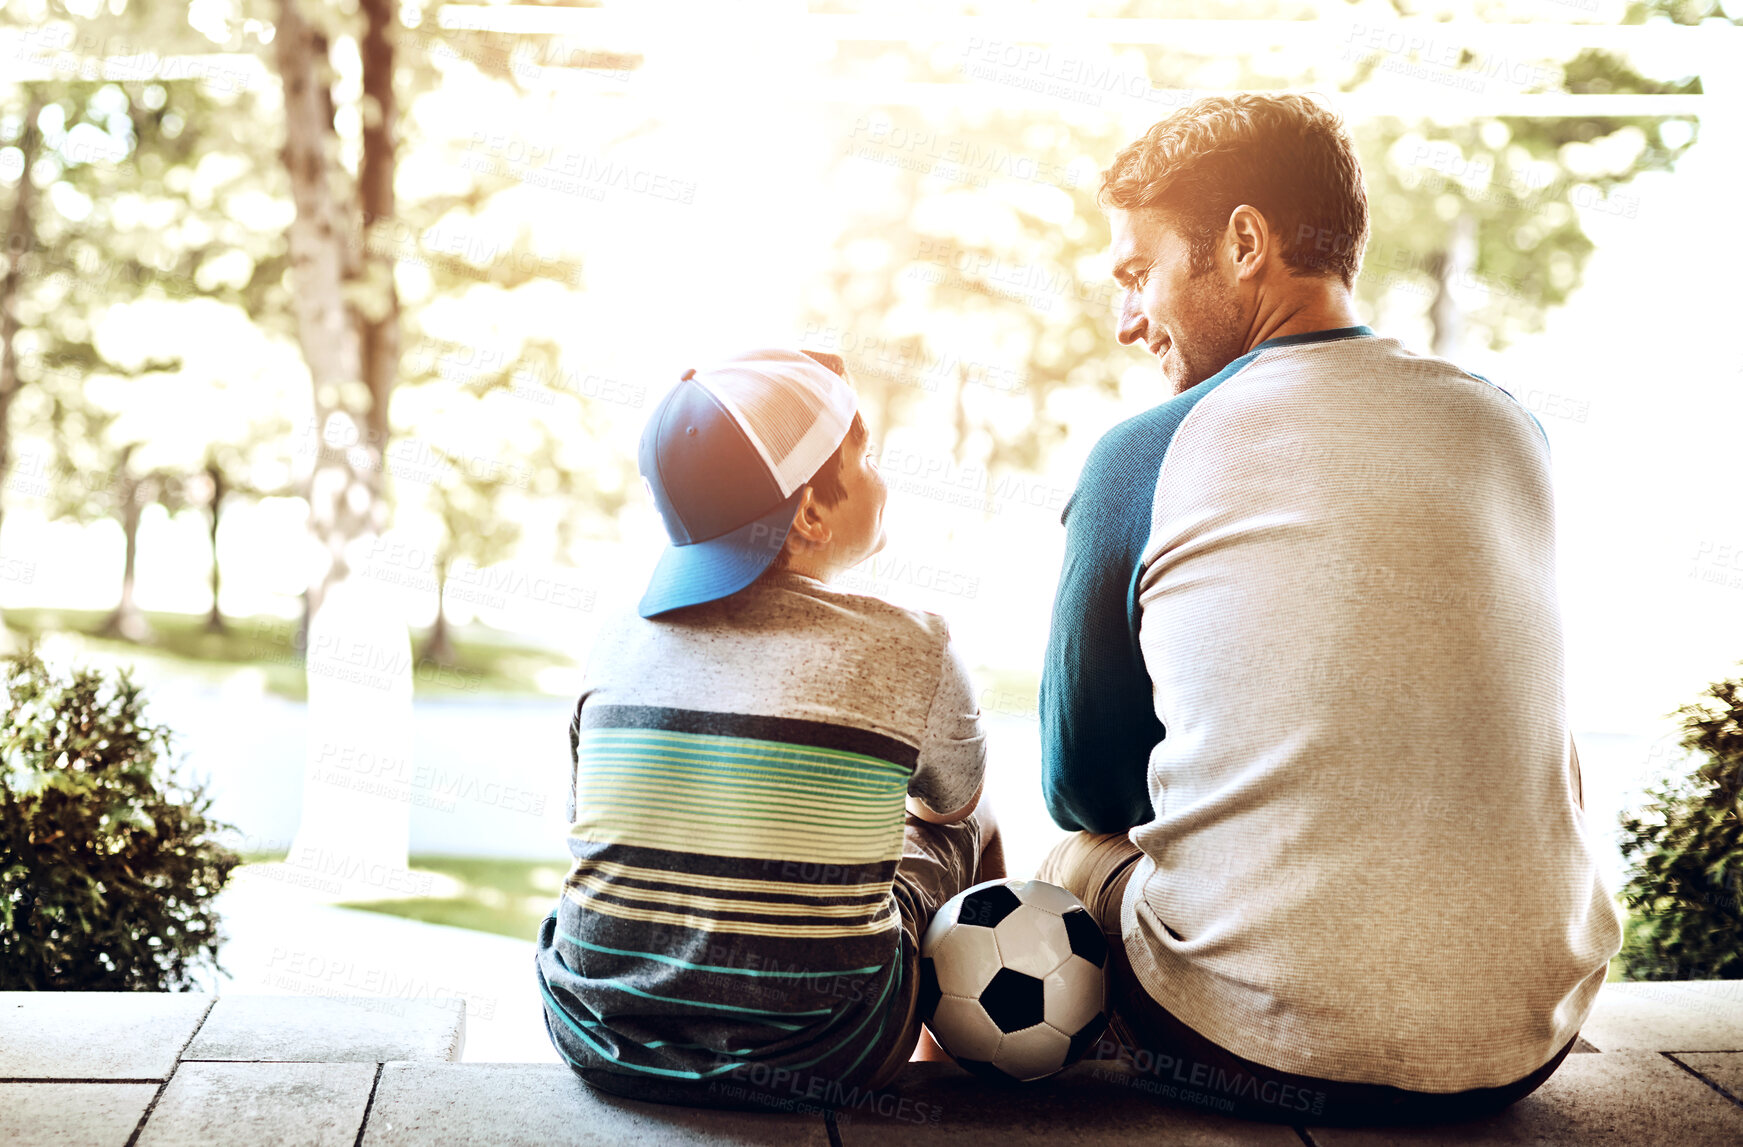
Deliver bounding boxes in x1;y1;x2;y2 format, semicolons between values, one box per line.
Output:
637;349;858;618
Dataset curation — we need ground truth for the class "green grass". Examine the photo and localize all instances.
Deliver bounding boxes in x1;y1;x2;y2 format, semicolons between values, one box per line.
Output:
333;855;567;941
1;606;576;699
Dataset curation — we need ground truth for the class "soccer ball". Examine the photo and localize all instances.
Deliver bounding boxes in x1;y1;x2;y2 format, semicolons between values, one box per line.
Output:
918;878;1110;1082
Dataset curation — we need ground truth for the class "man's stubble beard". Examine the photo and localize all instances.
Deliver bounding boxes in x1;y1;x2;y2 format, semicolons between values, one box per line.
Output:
1170;269;1249;395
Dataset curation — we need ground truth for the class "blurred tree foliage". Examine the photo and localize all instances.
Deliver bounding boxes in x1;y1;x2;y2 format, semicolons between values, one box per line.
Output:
0;1;630;647
0;643;239;990
1348;50;1700;355
804;9;1706;484
1618;672;1743;980
0;4;288;633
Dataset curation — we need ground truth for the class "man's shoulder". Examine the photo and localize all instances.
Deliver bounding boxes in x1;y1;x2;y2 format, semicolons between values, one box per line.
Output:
1070;366;1254;521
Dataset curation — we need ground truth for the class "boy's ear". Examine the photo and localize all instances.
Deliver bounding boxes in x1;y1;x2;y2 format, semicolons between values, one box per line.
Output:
800;349;847;378
786;487;831;547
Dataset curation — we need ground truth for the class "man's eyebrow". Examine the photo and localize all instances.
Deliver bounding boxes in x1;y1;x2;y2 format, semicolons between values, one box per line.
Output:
1111;254;1144;283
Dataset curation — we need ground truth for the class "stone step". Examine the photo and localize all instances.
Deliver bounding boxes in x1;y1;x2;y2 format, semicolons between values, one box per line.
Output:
1308;1050;1743;1146
183;995;466;1064
0;992;214;1081
3;984;1741;1145
361;1062;830;1146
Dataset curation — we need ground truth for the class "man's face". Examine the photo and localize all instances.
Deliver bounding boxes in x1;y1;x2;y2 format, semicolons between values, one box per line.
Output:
1108;206;1249;395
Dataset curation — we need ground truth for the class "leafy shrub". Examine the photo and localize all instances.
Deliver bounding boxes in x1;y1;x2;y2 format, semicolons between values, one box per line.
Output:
0;644;240;990
1617;671;1743;980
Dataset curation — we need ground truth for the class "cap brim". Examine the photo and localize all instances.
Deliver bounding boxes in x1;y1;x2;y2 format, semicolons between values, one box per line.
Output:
638;490;803;618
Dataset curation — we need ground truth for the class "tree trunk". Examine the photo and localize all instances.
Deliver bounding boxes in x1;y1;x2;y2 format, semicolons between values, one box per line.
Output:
273;0;382;623
420;560;455;666
101;455;149;642
1427;214;1476;359
205;459;226;633
0;92;45;636
358;0;401;460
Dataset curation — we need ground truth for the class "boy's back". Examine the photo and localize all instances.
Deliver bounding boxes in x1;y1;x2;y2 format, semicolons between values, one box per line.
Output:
535;569;984;1105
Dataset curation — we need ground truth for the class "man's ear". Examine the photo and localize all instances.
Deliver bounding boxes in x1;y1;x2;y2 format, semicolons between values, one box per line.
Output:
1226;204;1268;280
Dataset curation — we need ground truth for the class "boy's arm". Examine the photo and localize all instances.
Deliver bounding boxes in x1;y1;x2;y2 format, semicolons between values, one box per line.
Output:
908;633;987;824
1039;445;1162;835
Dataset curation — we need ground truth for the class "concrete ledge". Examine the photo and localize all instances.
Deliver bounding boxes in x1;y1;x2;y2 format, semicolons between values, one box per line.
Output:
5;982;1742;1144
360;1062;831;1146
838;1060;1303;1145
0;992;213;1081
183;995;466;1063
1578;981;1743;1052
1309;1050;1743;1145
137;1062;377;1147
0;1081;158;1147
1671;1052;1743;1105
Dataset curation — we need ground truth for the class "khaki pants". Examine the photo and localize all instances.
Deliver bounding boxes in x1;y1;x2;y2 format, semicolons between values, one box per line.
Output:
1036;831;1577;1126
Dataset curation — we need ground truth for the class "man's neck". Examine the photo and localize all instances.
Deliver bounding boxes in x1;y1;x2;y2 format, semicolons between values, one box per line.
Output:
1240;287;1363;356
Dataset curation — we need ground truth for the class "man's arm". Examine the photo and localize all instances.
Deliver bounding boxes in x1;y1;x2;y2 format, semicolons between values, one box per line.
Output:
1040;437;1163;835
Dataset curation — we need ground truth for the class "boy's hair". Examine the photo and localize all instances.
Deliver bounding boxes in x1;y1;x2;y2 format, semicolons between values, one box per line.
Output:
763;411;867;574
1099;92;1368;287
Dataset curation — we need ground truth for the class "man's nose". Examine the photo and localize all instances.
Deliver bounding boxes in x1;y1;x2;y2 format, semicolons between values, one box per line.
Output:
1116;293;1147;346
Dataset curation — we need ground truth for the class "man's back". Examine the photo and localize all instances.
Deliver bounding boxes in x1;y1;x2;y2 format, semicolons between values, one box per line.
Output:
1123;331;1620;1090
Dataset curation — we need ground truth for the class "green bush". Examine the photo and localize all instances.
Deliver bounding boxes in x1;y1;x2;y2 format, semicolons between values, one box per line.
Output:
1617;671;1743;980
0;644;240;990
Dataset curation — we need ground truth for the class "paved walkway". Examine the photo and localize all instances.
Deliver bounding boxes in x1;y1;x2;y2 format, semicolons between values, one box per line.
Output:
3;980;1740;1145
189;861;561;1064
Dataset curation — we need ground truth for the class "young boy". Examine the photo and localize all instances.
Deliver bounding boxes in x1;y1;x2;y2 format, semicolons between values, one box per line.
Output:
534;348;1003;1111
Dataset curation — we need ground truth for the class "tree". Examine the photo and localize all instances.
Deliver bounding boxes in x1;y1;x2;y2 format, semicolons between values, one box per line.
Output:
1347;51;1701;356
0;2;293;637
394;335;635;665
1618;670;1743;980
0;642;240;990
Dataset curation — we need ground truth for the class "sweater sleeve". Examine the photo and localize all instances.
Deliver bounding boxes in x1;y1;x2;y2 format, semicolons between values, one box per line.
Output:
910;629;987;814
1039;429;1164;834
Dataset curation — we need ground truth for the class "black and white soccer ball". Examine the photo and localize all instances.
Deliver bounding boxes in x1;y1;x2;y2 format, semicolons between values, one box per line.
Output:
918;878;1109;1082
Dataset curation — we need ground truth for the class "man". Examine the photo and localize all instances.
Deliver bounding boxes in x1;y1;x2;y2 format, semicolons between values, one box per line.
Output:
1035;93;1621;1125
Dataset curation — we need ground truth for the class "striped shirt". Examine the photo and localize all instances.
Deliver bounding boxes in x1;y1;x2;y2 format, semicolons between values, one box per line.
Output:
535;570;984;1104
1042;326;1622;1092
